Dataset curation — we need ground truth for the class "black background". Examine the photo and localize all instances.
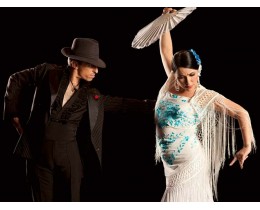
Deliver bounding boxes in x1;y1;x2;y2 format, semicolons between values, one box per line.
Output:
0;7;259;202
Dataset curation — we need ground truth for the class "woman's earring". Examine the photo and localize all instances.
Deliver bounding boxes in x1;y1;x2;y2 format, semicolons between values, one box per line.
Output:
197;77;201;88
175;80;180;91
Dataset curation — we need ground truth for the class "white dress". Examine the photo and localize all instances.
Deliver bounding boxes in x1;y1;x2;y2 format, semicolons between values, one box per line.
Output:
155;82;256;202
155;91;213;202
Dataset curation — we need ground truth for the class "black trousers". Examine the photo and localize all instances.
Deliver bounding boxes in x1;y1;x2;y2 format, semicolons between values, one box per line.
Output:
32;122;83;202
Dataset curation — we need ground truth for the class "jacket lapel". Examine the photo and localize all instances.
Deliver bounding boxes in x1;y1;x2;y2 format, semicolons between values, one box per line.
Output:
88;91;99;131
49;68;66;107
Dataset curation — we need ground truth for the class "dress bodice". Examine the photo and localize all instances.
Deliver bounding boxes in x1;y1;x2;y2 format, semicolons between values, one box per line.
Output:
155;92;201;165
155;92;199;130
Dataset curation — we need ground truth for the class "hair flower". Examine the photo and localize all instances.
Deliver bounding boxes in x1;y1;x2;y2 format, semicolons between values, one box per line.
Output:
190;49;201;65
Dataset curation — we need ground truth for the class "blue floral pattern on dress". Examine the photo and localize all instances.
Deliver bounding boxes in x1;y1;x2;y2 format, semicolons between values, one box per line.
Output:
155;93;200;165
163;153;176;165
156;95;199;128
158;132;184;150
158;132;190;165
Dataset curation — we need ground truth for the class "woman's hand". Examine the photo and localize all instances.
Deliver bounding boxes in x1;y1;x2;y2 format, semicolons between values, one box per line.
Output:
229;145;251;169
162;7;177;15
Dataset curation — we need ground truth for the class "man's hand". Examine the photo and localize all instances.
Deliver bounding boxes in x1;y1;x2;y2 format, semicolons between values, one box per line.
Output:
12;117;24;135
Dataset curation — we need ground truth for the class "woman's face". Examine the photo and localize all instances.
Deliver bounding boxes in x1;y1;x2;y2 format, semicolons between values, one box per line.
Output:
177;67;199;91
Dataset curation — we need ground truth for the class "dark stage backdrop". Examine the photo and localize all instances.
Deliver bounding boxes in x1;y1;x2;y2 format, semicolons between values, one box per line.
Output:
0;7;259;202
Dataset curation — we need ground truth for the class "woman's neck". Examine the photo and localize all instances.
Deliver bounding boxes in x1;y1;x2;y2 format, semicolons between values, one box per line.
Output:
171;85;198;98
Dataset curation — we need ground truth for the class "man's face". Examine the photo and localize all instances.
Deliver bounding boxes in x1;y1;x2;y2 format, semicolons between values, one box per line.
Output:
77;62;98;82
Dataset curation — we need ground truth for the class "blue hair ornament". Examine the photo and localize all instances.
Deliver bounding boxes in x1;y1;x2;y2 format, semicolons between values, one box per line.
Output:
190;49;201;65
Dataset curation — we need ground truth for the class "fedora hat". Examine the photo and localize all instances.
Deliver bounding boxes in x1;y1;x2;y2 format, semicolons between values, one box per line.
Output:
61;38;106;68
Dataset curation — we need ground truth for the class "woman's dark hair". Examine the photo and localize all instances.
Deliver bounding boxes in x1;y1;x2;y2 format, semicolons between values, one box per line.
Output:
172;50;200;72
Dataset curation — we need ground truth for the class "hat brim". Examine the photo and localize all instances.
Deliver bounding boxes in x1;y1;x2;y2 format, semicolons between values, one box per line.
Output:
61;48;106;68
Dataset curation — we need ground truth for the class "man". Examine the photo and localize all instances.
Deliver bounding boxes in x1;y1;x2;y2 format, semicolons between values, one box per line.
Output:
3;38;155;201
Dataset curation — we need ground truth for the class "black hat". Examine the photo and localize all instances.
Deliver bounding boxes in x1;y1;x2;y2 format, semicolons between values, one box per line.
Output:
61;38;106;68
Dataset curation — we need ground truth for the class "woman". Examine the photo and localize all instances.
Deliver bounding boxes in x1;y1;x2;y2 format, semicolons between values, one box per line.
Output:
154;7;256;202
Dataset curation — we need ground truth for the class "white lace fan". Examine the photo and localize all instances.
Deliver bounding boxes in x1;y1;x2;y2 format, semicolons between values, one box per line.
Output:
131;7;197;49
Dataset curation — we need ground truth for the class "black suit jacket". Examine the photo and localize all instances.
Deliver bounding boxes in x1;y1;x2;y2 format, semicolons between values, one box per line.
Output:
3;63;155;167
